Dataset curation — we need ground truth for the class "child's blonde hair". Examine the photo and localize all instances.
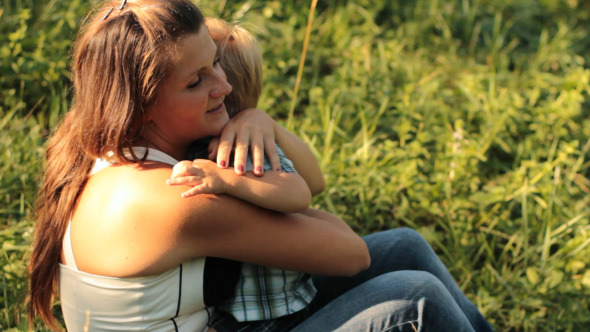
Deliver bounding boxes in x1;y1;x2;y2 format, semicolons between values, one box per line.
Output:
205;17;262;117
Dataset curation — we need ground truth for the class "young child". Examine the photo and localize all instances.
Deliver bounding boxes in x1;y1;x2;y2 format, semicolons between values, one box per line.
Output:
169;18;323;330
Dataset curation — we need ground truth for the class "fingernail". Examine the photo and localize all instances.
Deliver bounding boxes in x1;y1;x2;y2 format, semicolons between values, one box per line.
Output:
220;160;227;167
256;166;263;174
238;165;244;173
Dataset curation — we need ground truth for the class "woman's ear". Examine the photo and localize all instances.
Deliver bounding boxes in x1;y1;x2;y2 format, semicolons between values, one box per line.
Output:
143;106;154;123
142;94;159;123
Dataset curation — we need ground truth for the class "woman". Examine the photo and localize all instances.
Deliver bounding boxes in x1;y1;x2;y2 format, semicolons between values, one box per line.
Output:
28;1;493;331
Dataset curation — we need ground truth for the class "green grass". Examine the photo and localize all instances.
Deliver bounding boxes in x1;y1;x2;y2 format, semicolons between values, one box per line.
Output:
1;0;589;330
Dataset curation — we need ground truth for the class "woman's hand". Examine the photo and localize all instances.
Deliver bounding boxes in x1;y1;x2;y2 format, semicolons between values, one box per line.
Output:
215;108;281;176
207;137;221;161
167;160;226;198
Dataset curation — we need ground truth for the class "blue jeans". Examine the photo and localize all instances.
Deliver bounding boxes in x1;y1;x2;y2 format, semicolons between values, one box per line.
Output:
291;228;494;332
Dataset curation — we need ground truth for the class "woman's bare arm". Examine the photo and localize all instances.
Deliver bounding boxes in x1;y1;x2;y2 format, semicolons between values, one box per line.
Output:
72;162;367;278
151;165;369;276
179;194;369;276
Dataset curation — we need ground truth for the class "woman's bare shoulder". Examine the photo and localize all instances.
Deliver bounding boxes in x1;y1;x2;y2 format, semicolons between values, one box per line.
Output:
71;161;214;276
77;162;190;222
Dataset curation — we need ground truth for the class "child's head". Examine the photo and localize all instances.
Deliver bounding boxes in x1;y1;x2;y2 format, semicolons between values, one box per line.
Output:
205;17;262;117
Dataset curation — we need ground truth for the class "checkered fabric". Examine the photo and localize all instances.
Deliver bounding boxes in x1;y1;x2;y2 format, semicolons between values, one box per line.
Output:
224;144;316;321
187;140;317;323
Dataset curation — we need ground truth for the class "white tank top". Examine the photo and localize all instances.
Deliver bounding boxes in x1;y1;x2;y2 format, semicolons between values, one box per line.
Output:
59;147;210;332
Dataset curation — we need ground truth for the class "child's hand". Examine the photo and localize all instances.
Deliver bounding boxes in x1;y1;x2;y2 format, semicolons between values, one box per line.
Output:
167;160;225;198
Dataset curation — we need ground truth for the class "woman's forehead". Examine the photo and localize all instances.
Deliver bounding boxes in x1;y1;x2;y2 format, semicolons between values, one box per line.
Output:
169;28;216;82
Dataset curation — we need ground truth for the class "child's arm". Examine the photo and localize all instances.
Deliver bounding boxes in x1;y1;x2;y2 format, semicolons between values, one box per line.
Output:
211;108;326;195
273;122;326;195
168;159;311;213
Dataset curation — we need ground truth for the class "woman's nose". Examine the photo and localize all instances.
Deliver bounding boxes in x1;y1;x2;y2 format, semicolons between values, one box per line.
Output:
210;70;232;99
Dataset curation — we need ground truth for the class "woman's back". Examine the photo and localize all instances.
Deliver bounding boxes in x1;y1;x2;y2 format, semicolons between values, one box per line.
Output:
69;153;191;277
60;259;208;332
60;148;211;331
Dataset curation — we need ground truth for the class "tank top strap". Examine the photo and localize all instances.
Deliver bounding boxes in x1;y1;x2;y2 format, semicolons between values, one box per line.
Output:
91;147;179;176
129;147;179;165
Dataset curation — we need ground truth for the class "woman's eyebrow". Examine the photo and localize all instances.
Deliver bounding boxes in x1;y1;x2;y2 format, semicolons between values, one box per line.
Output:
184;45;218;82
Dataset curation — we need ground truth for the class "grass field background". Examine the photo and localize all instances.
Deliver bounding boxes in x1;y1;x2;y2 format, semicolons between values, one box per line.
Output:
1;0;589;330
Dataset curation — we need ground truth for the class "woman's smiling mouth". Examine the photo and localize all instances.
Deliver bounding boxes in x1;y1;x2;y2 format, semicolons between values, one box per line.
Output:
206;102;226;114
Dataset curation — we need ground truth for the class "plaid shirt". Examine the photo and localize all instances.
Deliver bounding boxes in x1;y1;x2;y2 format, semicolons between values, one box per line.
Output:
221;265;316;322
187;141;317;322
244;144;297;173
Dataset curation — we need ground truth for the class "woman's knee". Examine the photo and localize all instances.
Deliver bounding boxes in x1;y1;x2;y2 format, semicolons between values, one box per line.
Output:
368;227;426;243
410;271;452;299
371;270;447;298
365;227;432;255
400;227;432;246
379;271;462;318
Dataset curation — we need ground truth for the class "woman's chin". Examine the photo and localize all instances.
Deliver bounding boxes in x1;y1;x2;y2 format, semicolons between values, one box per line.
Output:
206;113;229;136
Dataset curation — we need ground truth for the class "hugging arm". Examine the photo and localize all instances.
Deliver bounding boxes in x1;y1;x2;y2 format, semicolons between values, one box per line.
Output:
215;108;280;175
273;121;326;195
214;108;326;196
172;108;322;213
169;159;311;213
168;189;370;276
121;165;369;277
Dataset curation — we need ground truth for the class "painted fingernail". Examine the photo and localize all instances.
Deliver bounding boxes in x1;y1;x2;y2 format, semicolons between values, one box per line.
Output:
238;165;244;173
256;166;263;174
219;160;227;167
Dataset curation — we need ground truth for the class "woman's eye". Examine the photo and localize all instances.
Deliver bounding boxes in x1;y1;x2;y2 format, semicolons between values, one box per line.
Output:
187;60;220;89
187;78;201;89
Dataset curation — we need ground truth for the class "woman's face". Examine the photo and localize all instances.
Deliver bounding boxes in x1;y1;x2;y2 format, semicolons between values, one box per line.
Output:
145;27;232;150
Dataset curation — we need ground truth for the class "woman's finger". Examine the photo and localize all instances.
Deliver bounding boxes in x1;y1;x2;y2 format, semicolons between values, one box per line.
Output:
232;129;249;175
216;129;235;168
264;136;281;171
250;131;264;176
208;137;221;161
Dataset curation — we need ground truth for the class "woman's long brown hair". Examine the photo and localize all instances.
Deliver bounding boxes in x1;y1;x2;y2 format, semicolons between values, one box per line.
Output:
27;0;204;329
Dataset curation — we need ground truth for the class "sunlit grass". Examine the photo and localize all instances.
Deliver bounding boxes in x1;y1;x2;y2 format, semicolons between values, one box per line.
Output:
1;0;589;330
